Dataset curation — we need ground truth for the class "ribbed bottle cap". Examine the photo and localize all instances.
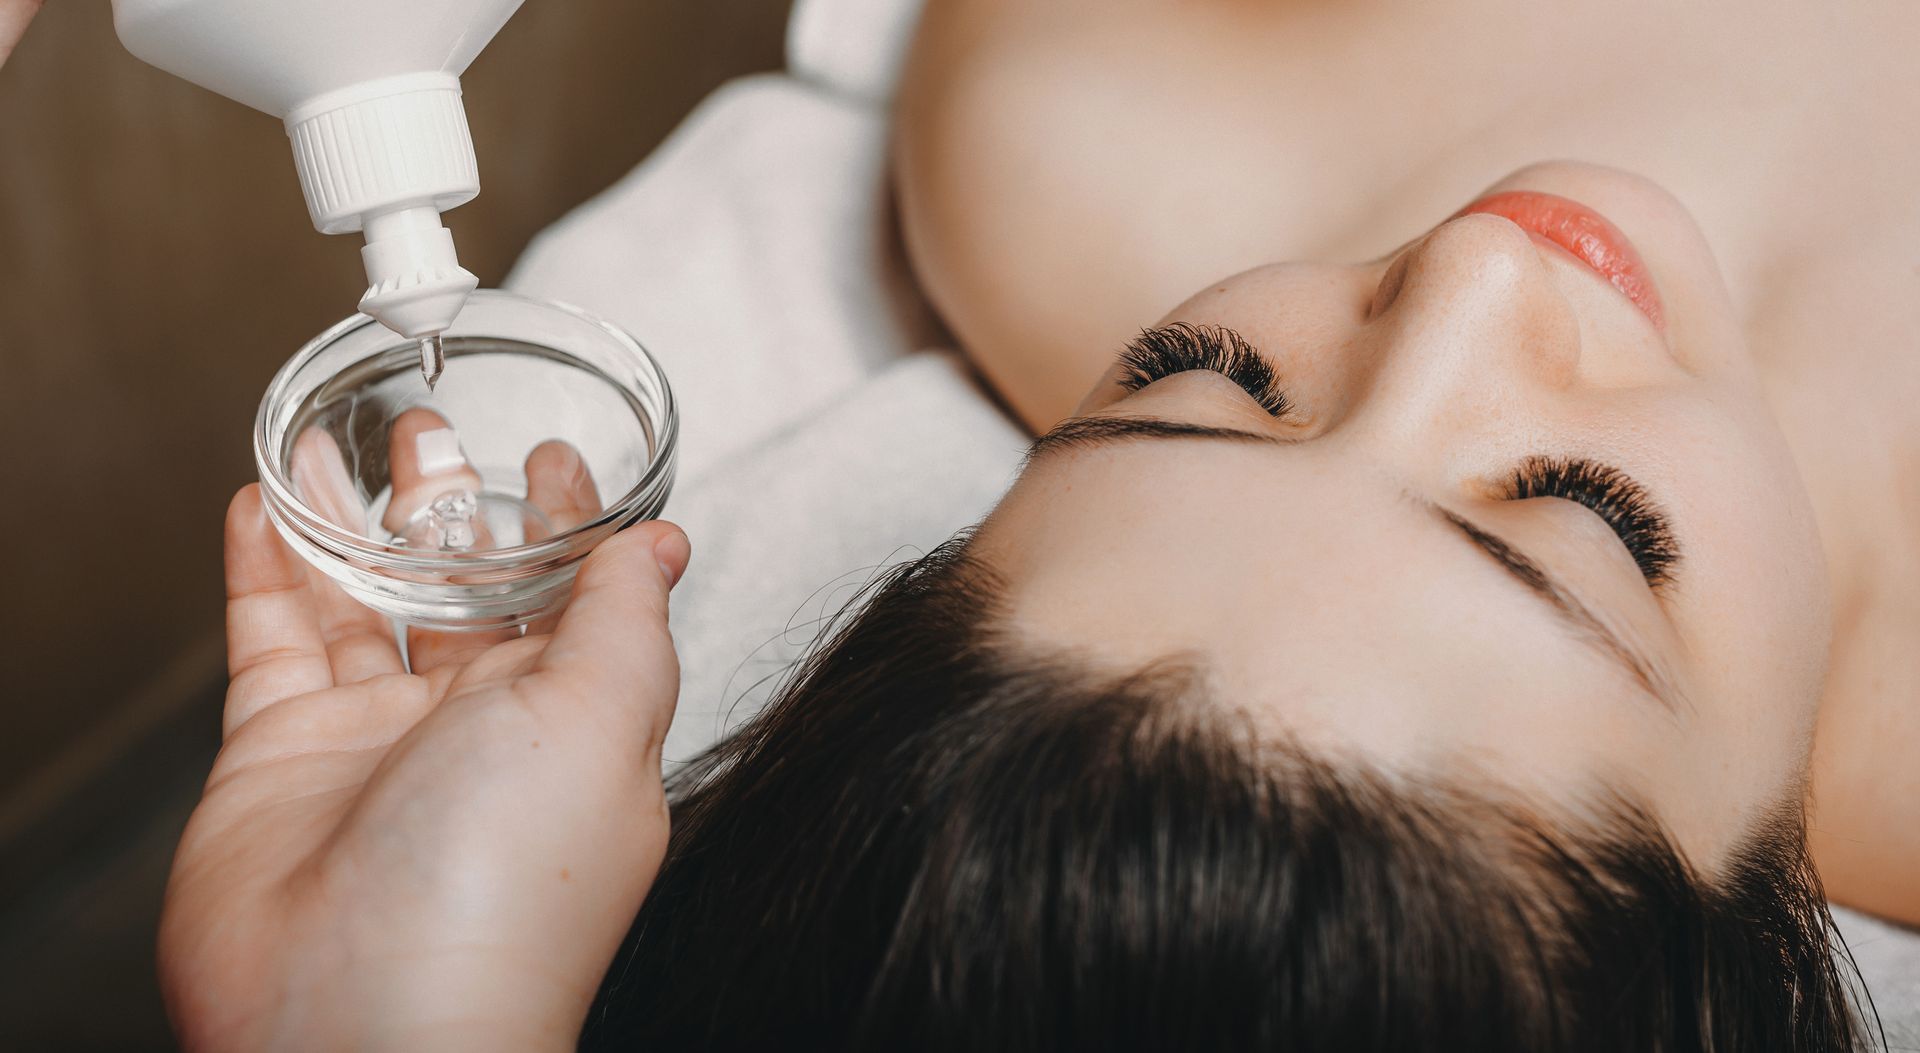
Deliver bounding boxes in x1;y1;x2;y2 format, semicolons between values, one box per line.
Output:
285;72;480;236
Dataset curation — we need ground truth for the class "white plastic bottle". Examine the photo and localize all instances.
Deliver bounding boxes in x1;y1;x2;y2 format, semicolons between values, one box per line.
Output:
111;0;527;348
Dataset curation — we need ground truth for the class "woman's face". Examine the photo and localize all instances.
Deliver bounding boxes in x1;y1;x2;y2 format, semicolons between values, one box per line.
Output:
975;162;1829;870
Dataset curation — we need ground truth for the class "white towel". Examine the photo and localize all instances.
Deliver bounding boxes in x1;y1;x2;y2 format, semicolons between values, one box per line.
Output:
787;0;928;103
509;75;944;483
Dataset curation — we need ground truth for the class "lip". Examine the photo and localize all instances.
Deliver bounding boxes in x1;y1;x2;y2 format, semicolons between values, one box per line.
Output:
1455;191;1666;331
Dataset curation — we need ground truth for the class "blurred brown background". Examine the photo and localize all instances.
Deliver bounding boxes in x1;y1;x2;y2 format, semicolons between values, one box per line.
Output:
0;1;790;1047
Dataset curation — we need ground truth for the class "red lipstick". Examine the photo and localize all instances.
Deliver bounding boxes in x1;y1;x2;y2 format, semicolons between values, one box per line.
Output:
1456;191;1665;331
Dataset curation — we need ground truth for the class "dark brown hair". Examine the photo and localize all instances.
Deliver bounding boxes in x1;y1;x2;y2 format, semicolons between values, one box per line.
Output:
581;538;1870;1051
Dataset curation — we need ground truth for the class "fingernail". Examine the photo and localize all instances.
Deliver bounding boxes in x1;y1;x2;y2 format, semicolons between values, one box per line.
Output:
416;428;467;476
653;529;691;589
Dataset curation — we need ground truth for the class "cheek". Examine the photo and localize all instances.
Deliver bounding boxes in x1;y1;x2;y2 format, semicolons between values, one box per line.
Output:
1660;396;1831;709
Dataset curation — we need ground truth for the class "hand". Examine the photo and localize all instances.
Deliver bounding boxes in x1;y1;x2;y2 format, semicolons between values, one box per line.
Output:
161;414;690;1052
0;0;41;70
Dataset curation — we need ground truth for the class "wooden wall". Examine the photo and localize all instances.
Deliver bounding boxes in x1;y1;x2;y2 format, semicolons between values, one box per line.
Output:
0;1;791;831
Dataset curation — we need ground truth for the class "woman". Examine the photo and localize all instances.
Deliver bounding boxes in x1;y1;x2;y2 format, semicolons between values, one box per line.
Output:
159;1;1916;1049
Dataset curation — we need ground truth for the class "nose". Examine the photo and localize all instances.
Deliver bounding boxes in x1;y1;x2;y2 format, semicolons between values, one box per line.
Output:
1348;213;1582;449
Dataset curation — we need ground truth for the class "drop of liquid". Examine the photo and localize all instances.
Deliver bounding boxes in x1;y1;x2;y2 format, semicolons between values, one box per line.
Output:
389;488;551;552
422;488;479;550
418;334;445;391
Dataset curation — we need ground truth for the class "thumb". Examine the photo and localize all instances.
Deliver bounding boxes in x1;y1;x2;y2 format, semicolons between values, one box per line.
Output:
531;522;689;743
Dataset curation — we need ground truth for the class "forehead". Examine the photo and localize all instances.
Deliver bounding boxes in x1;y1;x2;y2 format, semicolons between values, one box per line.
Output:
974;435;1668;788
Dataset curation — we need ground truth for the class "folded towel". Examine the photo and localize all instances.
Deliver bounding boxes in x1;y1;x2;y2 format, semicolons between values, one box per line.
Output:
509;75;943;483
787;0;928;103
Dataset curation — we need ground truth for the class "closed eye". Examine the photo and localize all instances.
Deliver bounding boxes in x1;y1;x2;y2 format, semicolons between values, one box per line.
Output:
1116;323;1294;419
1505;456;1680;588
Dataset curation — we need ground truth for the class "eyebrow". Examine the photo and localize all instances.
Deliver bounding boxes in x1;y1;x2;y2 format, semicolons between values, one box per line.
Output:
1026;413;1682;713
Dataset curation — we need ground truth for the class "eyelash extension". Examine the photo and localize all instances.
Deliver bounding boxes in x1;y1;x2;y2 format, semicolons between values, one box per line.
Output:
1507;456;1679;588
1117;323;1294;418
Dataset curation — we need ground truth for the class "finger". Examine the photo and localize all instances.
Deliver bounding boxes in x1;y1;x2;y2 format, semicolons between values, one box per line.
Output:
224;485;333;737
529;522;690;750
289;429;405;682
383;408;486;535
524;440;604;540
383;410;519;672
522;441;604;635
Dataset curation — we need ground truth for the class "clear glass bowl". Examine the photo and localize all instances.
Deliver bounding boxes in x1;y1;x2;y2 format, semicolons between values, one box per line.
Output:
255;290;677;632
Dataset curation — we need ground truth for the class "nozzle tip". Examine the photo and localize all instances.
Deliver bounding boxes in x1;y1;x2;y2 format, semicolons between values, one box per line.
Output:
419;334;445;390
